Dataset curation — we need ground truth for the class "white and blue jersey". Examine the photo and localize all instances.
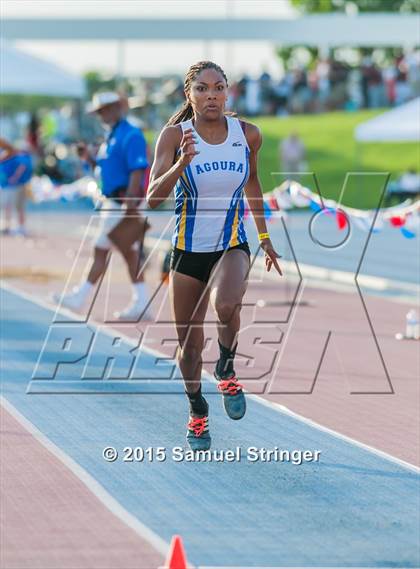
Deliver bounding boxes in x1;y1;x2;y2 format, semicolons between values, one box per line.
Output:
173;116;250;253
96;118;148;197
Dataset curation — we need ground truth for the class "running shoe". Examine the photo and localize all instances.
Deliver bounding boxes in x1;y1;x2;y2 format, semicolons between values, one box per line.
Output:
115;299;153;321
186;414;211;451
52;287;86;310
12;226;29;237
215;372;246;420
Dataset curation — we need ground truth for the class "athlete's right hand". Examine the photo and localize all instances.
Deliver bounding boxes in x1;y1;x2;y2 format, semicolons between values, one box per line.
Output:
178;128;199;168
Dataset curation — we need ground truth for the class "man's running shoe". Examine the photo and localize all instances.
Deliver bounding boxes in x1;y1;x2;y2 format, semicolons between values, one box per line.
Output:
12;226;29;237
52;287;86;311
186;414;211;451
114;299;153;321
215;372;246;420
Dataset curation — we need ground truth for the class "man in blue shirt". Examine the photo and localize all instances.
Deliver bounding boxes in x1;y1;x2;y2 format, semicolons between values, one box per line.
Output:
0;138;33;236
55;92;151;319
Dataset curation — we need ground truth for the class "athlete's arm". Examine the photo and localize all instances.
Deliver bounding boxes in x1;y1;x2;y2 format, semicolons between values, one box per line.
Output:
125;169;145;213
243;124;267;234
147;126;198;209
244;122;283;276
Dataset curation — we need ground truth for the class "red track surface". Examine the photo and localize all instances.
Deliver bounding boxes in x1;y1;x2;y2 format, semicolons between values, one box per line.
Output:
2;226;417;465
0;408;164;569
1;217;419;566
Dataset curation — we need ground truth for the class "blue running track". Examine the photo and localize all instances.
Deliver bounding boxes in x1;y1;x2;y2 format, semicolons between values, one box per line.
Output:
1;285;419;568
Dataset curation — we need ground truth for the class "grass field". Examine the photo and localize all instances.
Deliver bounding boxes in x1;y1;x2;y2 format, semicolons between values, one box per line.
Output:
254;110;419;209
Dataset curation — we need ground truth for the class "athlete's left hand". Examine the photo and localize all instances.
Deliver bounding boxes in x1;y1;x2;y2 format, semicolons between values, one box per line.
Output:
260;239;283;275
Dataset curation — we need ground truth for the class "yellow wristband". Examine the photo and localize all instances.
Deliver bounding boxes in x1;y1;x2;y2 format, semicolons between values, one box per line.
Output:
258;232;270;241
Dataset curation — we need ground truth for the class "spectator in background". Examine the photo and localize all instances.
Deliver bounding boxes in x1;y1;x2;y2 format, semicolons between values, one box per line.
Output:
235;75;249;115
273;74;292;115
395;59;412;105
289;68;307;114
405;49;420;100
367;63;384;108
245;77;262;116
54;92;152;320
0;138;33;236
26;112;41;158
40;109;58;145
280;132;306;179
316;58;331;109
328;59;349;110
383;64;397;106
259;70;274;114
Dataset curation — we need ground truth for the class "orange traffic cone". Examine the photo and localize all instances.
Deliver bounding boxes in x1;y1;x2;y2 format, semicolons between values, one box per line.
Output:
165;535;188;569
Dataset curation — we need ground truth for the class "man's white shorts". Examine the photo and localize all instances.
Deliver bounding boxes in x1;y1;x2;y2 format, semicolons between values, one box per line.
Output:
0;186;26;210
94;198;127;250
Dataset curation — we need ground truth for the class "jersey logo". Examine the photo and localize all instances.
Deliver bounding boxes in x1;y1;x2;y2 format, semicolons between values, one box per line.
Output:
232;141;242;147
195;161;244;175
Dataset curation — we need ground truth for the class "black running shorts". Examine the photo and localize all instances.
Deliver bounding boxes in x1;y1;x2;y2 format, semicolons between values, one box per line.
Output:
170;242;251;284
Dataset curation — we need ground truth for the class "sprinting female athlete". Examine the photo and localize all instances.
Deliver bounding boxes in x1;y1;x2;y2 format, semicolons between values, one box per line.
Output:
147;61;282;450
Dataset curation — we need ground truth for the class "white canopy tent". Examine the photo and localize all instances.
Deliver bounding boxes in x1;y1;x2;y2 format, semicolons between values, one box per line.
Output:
0;43;85;98
354;98;420;143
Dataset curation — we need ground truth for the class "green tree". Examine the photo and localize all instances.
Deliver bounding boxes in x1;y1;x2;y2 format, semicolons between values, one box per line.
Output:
291;0;420;12
276;46;320;70
83;71;118;98
0;94;71;114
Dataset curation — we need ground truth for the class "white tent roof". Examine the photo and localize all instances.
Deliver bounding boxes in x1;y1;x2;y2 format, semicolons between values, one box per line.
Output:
0;43;85;98
354;98;420;143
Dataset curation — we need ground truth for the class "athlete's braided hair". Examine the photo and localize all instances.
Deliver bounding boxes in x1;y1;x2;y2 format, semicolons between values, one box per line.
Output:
167;61;228;126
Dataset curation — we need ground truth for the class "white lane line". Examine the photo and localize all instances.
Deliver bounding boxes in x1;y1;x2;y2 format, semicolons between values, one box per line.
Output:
0;396;169;558
2;280;419;475
246;395;420;474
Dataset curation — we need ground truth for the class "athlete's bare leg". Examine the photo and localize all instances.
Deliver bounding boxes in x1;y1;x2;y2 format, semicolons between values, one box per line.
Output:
87;247;110;284
209;249;250;351
3;204;12;231
115;242;146;283
86;243;145;285
169;271;210;394
17;203;25;229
